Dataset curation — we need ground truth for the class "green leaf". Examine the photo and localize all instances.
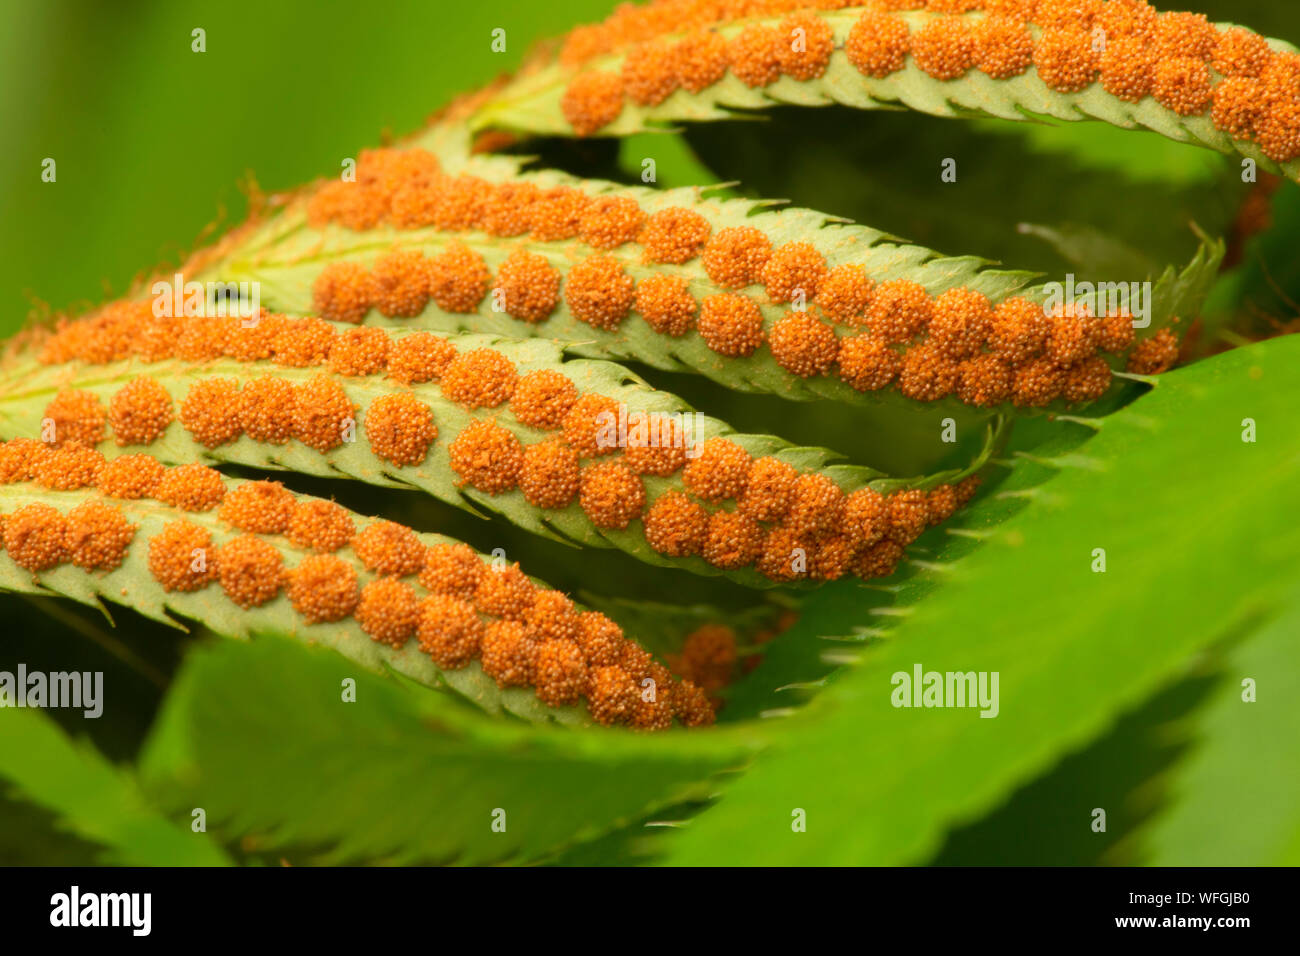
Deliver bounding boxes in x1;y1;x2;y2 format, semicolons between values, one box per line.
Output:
930;663;1223;865
138;634;750;865
659;333;1300;865
718;403;1104;722
0;791;104;865
1016;222;1158;281
1138;589;1300;865
0;707;231;865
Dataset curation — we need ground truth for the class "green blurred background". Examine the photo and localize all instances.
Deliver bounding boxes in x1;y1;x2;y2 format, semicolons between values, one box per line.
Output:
4;0;1299;338
0;0;614;332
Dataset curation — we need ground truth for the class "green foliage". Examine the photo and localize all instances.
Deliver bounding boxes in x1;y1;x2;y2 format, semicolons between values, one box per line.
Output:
138;635;749;865
1203;181;1300;343
931;666;1223;865
1138;591;1300;865
0;707;231;865
661;335;1300;865
1192;0;1300;40
0;0;617;327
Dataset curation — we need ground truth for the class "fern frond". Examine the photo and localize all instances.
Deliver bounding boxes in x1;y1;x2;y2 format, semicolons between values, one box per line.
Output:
5;326;999;588
469;3;1300;181
0;468;715;729
166;147;1194;416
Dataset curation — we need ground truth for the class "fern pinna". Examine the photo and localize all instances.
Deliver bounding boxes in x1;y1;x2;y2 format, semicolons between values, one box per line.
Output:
4;0;1299;868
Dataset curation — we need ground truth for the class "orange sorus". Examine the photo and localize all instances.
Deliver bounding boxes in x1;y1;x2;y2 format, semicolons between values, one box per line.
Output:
419;542;485;600
218;480;295;534
3;503;69;572
682;437;751;503
147;520;216;592
519;438;582;509
493;249;560;323
634;274;697;337
108;377;174;446
355;576;420;648
387;331;458;385
697;293;765;357
351;520;426;577
286;498;356;553
179;378;243;448
154;463;227;512
364;393;437;467
564;255;636;330
440;348;518;409
96;454;166;500
510;369;578;430
703;226;773;290
43;389;106;446
418;593;484;668
643;489;709;558
579;460;646;529
215;535;284;609
287;553;359;623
